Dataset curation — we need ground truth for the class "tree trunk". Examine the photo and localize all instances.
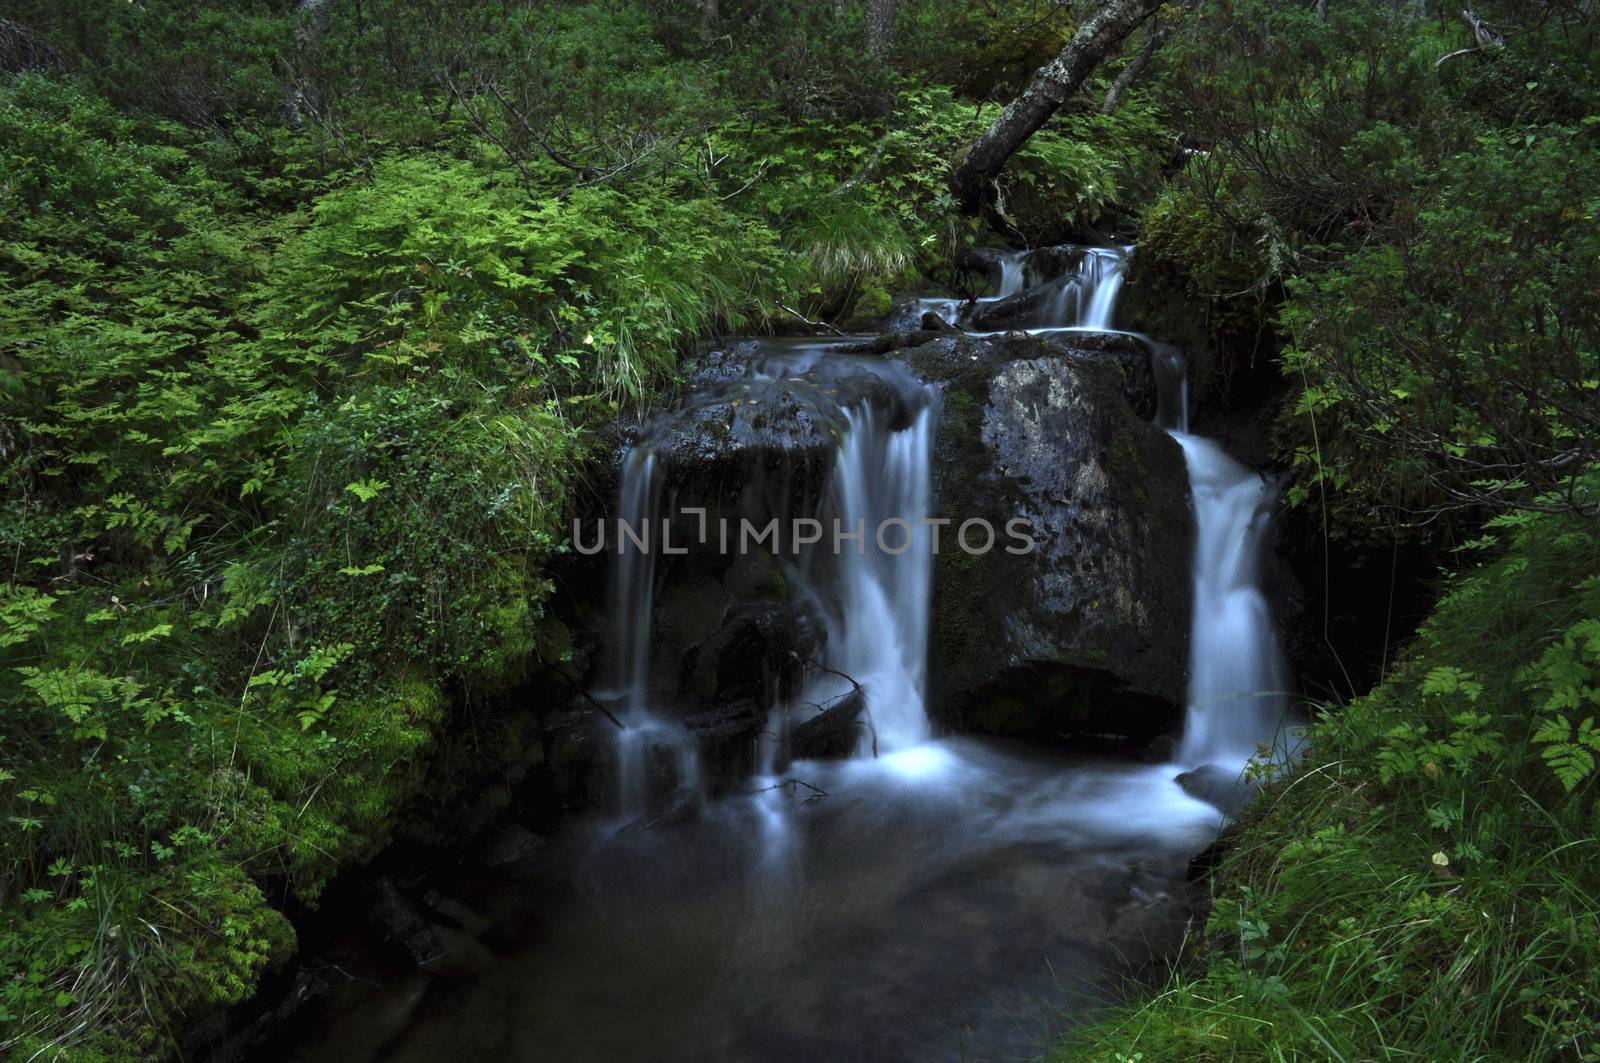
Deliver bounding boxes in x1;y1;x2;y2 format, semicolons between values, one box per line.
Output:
866;0;898;61
1099;19;1167;114
699;0;718;40
949;0;1162;213
286;0;336;127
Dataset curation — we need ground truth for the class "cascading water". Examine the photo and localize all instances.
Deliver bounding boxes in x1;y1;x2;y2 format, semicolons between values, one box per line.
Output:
1044;245;1130;330
282;247;1278;1063
994;250;1028;298
1152;352;1291;770
1171;436;1289;767
601;447;701;821
811;401;938;754
602;448;660;716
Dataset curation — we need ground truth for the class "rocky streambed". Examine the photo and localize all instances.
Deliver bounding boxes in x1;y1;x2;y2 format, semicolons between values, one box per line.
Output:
221;245;1298;1063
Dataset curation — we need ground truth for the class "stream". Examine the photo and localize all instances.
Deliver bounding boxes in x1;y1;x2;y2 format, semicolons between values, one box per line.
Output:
258;245;1294;1063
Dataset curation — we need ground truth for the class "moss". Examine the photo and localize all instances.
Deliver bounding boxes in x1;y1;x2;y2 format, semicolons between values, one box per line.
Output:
850;285;894;322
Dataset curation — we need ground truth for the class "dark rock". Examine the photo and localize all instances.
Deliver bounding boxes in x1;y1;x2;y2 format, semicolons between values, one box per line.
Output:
790;687;867;760
838;327;960;357
475;822;549;873
638;343;917;505
1176;763;1259;820
648;375;844;502
619;787;699;834
684;701;764;795
954;245;1014;297
898;332;1193;742
422;890;493;936
1020;246;1078;287
680;599;806;703
920;309;959;333
541;708;616;812
369;878;446;968
966;283;1059;331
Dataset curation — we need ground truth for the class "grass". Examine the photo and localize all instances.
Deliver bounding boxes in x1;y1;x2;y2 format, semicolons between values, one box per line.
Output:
1052;510;1600;1062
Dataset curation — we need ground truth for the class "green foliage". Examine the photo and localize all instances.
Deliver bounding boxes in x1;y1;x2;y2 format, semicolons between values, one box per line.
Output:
1056;512;1600;1062
1;1;1173;1053
1132;1;1600;534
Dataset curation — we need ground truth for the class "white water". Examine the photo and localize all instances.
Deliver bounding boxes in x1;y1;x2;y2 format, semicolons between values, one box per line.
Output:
995;250;1028;298
1044;246;1129;330
1171;435;1289;768
601;448;701;820
1150;346;1290;771
813;403;938;754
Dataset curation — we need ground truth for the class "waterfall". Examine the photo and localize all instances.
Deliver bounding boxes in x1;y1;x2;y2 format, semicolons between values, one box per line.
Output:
1154;356;1290;769
995;250;1028;298
601;447;701;820
810;400;938;755
602;448;660;714
1043;246;1129;329
1078;247;1127;330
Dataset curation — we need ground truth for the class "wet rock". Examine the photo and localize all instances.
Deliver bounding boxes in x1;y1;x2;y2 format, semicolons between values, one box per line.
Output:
541;708;616;812
898;332;1193;742
965;283;1059;330
427;924;494;981
639;343;915;505
790;687;866;760
920;309;959;333
619;786;699;834
422;890;493;936
680;599;806;703
1176;763;1259;820
648;375;843;501
475;822;549;873
369;878;446;968
684;701;765;794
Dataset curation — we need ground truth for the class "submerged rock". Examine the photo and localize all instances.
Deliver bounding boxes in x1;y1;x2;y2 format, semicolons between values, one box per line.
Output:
369;878;446;968
790;687;867;760
475;822;549;873
619;786;699;834
899;332;1193;742
1176;763;1260;820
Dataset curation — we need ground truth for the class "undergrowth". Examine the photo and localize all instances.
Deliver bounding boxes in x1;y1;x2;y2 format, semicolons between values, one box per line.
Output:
1056;510;1600;1062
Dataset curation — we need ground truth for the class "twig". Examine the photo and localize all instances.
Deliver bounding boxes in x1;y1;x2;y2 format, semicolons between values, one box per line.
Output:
778;303;847;336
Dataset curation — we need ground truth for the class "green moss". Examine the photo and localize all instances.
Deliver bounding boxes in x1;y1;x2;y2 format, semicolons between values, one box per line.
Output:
850;285;894;322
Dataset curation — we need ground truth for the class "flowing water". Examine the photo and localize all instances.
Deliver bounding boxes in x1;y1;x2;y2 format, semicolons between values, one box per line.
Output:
1043;246;1130;331
808;402;937;753
259;244;1292;1063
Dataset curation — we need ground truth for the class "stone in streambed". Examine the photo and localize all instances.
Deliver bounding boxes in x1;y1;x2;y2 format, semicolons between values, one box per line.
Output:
369;878;446;969
1175;763;1260;820
475;821;549;873
619;787;699;835
790;687;867;760
898;331;1193;743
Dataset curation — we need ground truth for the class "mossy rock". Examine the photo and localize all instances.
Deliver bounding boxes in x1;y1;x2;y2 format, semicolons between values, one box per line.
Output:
897;332;1193;741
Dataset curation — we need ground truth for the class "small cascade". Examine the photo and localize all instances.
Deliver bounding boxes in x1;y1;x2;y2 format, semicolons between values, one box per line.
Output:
600;447;701;821
994;250;1028;298
1043;245;1130;329
602;448;661;714
812;401;938;754
1153;353;1290;770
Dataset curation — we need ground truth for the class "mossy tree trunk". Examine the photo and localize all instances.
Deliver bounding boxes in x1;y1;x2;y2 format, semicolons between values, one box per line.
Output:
949;0;1162;212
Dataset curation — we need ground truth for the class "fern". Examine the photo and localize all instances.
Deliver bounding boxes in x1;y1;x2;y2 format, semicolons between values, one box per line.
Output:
1532;714;1600;792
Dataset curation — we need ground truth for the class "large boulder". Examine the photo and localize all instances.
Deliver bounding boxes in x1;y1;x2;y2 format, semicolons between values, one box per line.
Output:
897;332;1193;741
